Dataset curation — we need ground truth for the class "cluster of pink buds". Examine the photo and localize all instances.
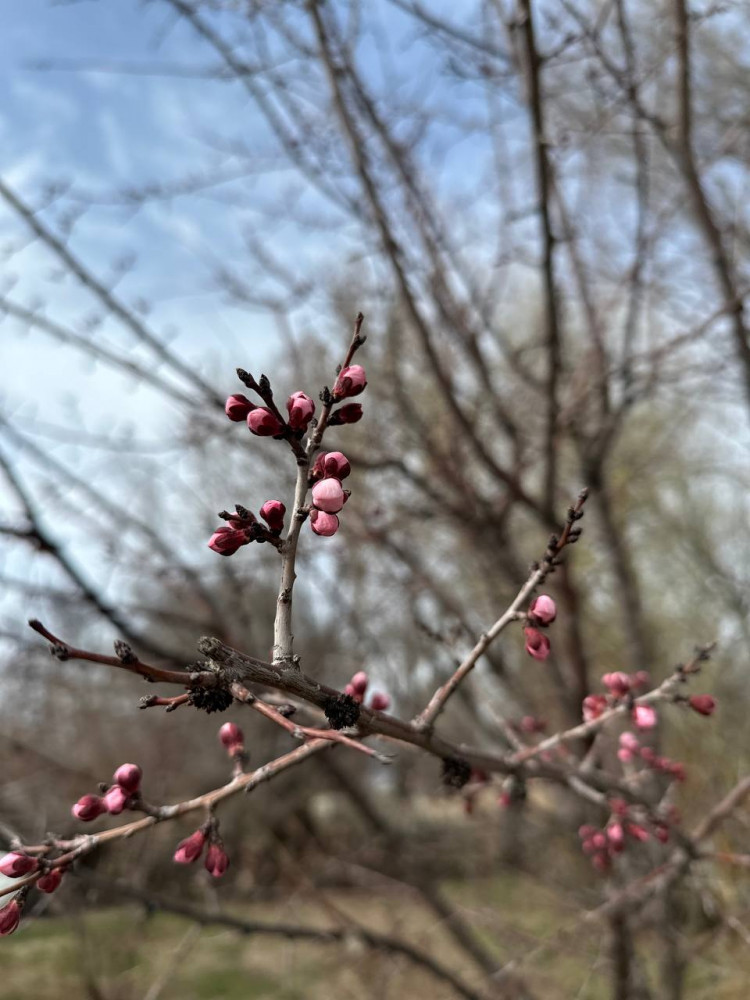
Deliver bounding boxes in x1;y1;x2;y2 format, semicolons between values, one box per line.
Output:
581;670;655;727
72;763;142;821
618;732;686;780
578;798;670;872
523;595;556;661
225;388;317;438
309;451;352;538
208;501;287;557
173;825;229;878
343;670;391;711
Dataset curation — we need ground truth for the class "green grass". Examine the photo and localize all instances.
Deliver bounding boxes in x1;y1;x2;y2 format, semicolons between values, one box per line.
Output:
2;875;750;999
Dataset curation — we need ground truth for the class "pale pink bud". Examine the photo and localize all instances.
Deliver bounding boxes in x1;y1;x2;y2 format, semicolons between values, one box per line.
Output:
617;748;634;763
311;477;345;513
37;868;64;894
626;822;650;843
329;403;363;425
104;784;130;815
632;704;657;730
208;527;249;557
322;451;351;480
344;683;356;697
578;825;597;841
370;692;391;712
259;500;286;533
529;595;556;625
523;626;550;661
349;671;369;697
333;364;367;400
0;900;21;936
286;391;315;431
247;407;283;436
0;852;38;878
688;694;716;717
619;731;640;752
582;694;607;722
219;722;244;755
309;510;339;537
113;763;142;795
204;843;230;878
72;794;105;822
602;672;631;698
591;832;607;851
607;823;625;852
174;830;206;865
225;394;254;421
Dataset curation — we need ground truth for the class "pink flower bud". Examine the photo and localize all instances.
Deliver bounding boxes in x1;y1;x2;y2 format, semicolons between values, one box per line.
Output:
311;477;345;513
204;843;230;878
344;683;356;697
208;526;249;557
602;672;631;698
0;852;38;878
247;407;283;436
309;509;339;537
333;364;367;399
104;784;130;815
591;852;610;873
610;798;629;817
528;595;556;625
322;451;351;480
619;731;640;752
591;832;608;851
219;722;244;755
73;794;105;822
37;868;64;894
640;746;656;765
0;900;21;936
113;763;142;796
329;403;363;425
225;394;254;421
582;694;607;722
260;500;286;533
286;391;316;431
617;748;634;763
523;626;550;661
654;823;670;844
174;830;206;865
370;692;391;712
607;823;625;852
626;822;650;843
349;671;369;697
688;694;716;717
632;704;657;730
578;825;597;841
632;671;650;690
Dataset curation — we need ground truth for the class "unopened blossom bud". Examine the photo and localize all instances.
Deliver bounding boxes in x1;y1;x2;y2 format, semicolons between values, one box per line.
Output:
654;823;670;844
37;868;64;894
208;527;249;557
640;746;656;765
370;692;391;712
349;671;369;697
591;852;610;873
0;900;21;936
618;731;640;762
582;694;607;722
322;451;351;480
73;794;105;822
0;852;38;878
333;364;367;400
523;626;550;661
329;403;363;425
113;763;142;796
632;671;650;690
688;694;716;717
260;500;286;533
632;704;657;730
225;394;254;422
578;825;597;841
626;822;650;843
219;722;244;755
174;830;206;865
286;391;316;431
311;477;345;514
204;843;230;878
607;823;625;852
247;407;283;436
591;832;608;851
104;784;130;815
309;509;339;537
602;672;631;698
528;595;556;625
